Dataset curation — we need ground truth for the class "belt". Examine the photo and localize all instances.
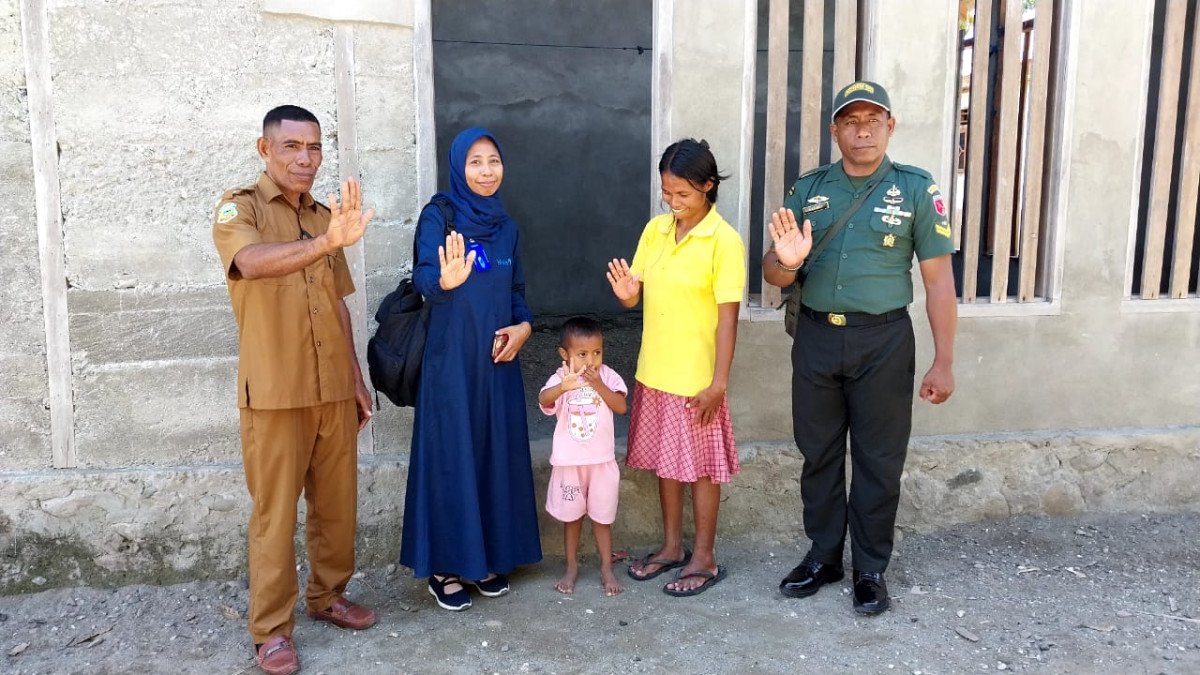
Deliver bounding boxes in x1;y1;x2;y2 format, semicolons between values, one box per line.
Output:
801;305;908;327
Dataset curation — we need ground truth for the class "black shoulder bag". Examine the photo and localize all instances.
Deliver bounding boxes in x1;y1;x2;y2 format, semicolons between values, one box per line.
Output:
367;195;455;407
783;161;894;337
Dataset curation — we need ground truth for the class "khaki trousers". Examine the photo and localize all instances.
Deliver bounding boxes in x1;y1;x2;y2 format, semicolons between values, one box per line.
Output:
239;399;358;643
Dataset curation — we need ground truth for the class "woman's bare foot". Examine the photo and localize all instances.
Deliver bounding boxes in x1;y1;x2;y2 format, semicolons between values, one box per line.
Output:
628;545;689;580
601;567;624;596
555;566;578;594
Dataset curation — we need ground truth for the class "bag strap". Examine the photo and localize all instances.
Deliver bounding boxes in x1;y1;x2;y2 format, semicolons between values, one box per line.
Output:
412;195;457;266
801;159;893;275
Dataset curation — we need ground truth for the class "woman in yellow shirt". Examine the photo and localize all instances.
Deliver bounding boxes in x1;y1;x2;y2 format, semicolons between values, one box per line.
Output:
606;138;745;596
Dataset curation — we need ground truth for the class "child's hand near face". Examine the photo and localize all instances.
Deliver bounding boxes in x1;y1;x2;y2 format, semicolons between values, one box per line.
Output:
581;366;604;390
558;360;586;391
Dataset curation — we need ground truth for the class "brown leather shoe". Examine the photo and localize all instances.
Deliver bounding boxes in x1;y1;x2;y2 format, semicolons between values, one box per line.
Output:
306;596;378;630
255;635;300;675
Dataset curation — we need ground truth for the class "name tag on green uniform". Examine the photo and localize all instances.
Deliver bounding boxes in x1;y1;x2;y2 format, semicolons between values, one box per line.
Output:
802;196;830;216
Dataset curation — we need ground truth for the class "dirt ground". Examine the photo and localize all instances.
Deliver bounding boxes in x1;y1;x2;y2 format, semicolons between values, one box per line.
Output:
3;511;1199;674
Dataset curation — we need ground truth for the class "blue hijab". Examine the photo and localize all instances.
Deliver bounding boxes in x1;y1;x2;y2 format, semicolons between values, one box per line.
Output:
442;127;511;240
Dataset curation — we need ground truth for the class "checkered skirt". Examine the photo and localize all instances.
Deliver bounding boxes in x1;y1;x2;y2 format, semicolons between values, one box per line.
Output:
626;382;739;484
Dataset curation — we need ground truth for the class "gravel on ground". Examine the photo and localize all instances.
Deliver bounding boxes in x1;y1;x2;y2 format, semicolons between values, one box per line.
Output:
3;511;1199;674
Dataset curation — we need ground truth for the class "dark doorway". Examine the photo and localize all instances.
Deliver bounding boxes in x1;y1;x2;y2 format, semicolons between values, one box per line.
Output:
431;1;654;439
431;0;654;316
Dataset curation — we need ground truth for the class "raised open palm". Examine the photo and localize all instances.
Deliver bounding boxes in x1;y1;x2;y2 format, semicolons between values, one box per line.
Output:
768;207;813;269
606;258;641;301
438;232;476;290
326;178;374;249
558;360;586;391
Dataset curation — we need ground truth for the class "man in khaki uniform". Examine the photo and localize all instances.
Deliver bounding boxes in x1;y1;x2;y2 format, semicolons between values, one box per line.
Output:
212;105;377;675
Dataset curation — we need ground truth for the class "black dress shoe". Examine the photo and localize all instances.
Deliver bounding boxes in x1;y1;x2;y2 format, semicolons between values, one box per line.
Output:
779;555;845;598
852;570;889;615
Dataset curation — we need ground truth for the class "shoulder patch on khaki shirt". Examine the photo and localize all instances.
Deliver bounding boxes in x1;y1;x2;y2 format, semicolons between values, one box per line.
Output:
217;202;238;223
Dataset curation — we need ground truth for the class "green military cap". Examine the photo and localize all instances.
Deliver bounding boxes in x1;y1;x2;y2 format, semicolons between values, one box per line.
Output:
831;81;891;119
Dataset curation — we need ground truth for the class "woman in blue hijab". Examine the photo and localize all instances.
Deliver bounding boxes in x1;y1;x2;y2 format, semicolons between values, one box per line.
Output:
400;128;541;611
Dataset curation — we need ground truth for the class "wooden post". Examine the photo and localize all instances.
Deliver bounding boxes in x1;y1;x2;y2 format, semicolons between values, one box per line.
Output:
736;0;757;312
20;0;76;468
962;0;993;303
1168;1;1200;298
761;0;790;309
799;0;825;173
831;1;858;162
413;0;437;204
1017;1;1055;302
651;0;674;218
988;0;1026;303
333;26;374;455
1141;0;1187;299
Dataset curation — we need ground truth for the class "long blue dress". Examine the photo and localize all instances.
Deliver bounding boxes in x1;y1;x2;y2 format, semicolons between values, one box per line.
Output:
400;129;542;580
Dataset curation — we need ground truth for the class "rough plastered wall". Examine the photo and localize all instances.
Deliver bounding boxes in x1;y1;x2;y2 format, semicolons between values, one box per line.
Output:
53;1;340;467
0;0;421;592
0;0;51;470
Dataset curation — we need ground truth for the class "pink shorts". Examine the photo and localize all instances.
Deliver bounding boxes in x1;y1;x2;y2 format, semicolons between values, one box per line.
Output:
545;460;620;524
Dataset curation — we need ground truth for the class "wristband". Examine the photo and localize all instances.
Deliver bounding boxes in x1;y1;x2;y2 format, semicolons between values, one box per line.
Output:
775;259;804;272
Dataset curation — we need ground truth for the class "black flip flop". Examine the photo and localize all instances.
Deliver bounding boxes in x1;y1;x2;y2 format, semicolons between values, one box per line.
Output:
626;549;692;581
662;565;727;597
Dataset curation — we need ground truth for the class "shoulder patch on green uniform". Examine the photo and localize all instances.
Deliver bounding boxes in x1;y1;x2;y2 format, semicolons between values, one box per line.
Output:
217;202;238;224
791;164;833;196
892;162;934;181
798;164;832;181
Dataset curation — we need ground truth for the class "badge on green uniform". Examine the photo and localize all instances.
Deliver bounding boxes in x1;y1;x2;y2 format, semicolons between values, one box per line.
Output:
883;185;903;206
217;202;238;224
883;233;896;247
873;204;911;228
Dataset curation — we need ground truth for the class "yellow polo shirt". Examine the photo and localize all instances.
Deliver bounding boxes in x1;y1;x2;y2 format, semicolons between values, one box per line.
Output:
630;207;746;397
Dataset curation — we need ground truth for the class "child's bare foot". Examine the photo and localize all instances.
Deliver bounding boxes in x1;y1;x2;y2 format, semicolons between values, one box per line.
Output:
601;567;624;596
555;566;578;594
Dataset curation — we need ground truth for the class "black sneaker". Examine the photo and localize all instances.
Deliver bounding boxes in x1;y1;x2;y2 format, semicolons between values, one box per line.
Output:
428;574;472;611
463;574;510;598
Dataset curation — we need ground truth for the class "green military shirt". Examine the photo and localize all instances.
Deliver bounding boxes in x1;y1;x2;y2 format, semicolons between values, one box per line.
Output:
782;156;955;315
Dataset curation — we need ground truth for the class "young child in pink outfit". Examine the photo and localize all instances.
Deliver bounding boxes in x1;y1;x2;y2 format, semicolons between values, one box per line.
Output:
538;317;629;596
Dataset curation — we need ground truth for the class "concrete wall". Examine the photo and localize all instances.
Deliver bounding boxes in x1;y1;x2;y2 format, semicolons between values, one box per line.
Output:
431;0;653;316
0;0;50;470
9;1;422;466
52;2;341;468
0;0;422;588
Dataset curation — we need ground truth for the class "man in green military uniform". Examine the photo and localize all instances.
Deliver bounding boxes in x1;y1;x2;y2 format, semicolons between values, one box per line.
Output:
763;81;957;615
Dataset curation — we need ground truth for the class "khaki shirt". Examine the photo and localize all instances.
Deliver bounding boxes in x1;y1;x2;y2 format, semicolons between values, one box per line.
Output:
783;156;955;314
212;172;356;410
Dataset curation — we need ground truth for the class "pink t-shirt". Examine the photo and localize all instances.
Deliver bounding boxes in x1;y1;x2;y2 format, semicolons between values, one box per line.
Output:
540;364;628;466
